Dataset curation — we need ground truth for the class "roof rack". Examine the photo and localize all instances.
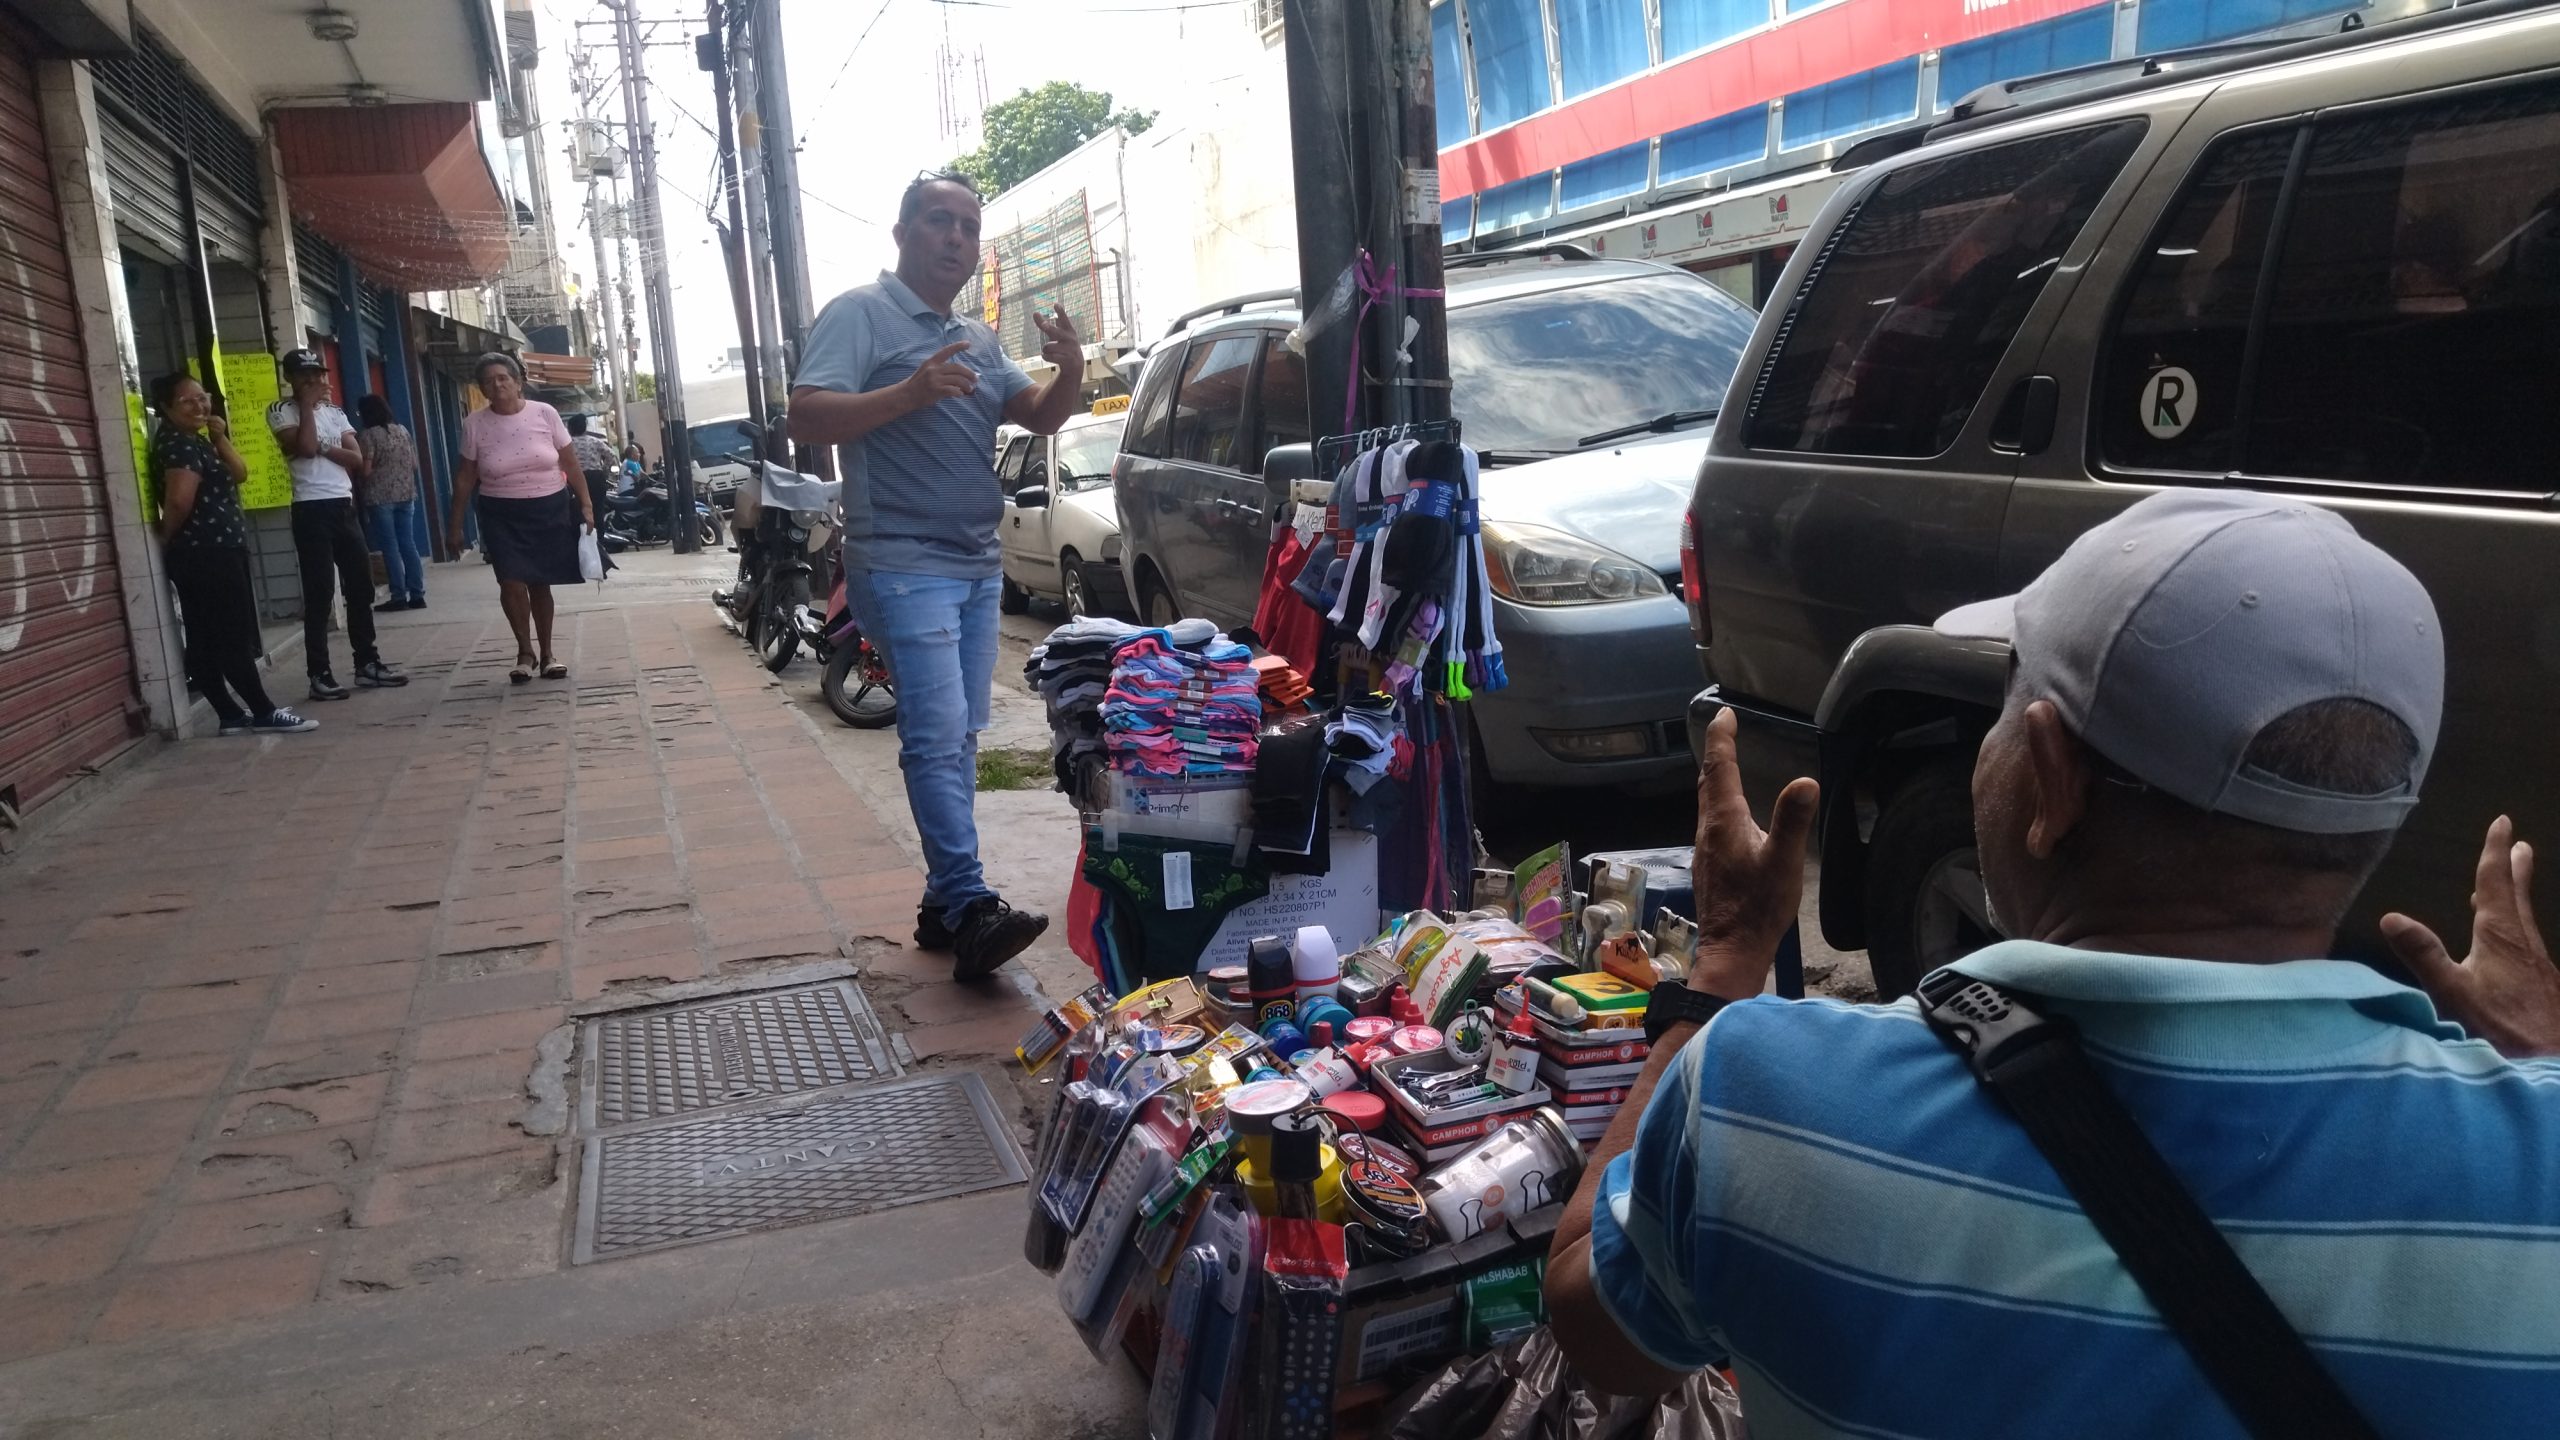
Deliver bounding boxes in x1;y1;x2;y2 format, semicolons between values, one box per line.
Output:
1165;287;1299;337
1448;242;1599;268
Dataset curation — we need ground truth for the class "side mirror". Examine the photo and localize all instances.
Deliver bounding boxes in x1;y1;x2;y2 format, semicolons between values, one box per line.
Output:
1260;442;1316;520
1012;484;1050;508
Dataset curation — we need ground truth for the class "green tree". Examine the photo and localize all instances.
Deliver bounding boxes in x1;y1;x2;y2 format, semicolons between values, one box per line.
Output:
631;371;656;403
946;82;1155;198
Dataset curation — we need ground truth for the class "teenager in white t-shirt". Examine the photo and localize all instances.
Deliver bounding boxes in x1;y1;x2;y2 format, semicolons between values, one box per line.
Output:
267;348;406;700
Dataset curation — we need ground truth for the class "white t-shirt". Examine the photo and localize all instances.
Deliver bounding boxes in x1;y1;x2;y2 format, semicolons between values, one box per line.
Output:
267;400;357;501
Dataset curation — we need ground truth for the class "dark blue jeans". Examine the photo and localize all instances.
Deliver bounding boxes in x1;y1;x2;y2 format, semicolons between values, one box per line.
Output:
365;495;427;602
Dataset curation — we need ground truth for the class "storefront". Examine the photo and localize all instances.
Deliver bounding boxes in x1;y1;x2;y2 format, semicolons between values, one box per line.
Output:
0;14;146;818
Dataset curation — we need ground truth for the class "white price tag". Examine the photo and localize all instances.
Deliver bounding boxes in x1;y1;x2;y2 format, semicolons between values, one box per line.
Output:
1163;849;1194;911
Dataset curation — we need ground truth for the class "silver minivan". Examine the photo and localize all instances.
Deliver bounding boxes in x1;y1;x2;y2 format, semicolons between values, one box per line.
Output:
1687;0;2560;992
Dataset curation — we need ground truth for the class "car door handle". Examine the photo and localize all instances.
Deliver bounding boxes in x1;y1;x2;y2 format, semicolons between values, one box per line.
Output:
1992;375;2058;456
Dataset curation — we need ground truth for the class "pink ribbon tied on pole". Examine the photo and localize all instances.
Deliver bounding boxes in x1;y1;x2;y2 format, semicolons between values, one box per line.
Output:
1342;250;1447;434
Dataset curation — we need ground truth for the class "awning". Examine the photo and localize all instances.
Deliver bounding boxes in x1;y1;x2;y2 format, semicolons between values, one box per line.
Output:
272;103;511;290
411;304;519;385
522;352;597;388
1517;168;1847;271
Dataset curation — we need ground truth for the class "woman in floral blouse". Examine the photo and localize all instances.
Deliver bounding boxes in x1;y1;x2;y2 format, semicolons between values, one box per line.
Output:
356;394;428;610
149;374;314;735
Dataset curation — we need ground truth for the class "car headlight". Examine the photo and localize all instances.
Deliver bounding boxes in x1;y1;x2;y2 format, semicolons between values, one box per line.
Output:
1481;521;1667;605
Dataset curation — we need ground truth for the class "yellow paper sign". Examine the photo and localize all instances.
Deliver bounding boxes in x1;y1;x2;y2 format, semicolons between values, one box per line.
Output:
216;350;295;510
126;390;153;514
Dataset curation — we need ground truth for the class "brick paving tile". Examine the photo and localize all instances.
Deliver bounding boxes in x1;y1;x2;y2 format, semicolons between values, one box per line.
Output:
445;890;565;926
903;1013;1040;1062
92;1243;327;1342
894;981;1028;1029
0;1154;173;1227
299;930;438;970
96;1010;266;1064
0;991;123;1042
0;1072;58;1134
400;1052;535;1109
704;909;837;948
572;834;672;861
568;854;682;887
422;941;563;985
378;1099;532;1168
708;933;845;971
3;1028;97;1083
13;1098;207;1168
816;866;930;905
436;912;567;954
127;975;279;1023
262;990;416;1045
0;957;161;1008
239;1031;405;1090
280;961;422;1006
409;969;565;1024
566;920;698;964
143;1183;350;1263
0;1283;101;1363
0;1212;143;1293
569;955;700;1000
411;1007;565;1062
682;841;794;871
692;880;817;918
217;1072;392;1138
157;945;303;985
353;1145;560;1228
55;1053;235;1113
186;1123;370;1202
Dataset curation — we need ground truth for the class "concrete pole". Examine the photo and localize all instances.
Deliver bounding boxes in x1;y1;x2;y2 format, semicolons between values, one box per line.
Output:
729;0;787;433
749;0;813;370
611;0;697;550
574;39;632;446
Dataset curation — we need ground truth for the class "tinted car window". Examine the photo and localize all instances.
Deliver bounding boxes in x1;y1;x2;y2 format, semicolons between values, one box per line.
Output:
1055;418;1125;490
690;418;755;465
1445;270;1757;453
2246;82;2560;490
1254;335;1312;457
1169;334;1260;468
1123;341;1185;457
1745;119;2146;456
2099;126;2298;475
996;434;1033;487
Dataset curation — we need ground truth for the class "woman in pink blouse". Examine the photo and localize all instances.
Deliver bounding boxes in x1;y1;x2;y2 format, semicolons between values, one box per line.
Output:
447;352;597;682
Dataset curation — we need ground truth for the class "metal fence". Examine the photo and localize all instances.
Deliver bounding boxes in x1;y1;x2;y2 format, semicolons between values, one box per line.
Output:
959;190;1103;361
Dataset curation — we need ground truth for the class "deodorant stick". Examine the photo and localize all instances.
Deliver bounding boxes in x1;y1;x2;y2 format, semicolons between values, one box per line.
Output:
1292;924;1340;1004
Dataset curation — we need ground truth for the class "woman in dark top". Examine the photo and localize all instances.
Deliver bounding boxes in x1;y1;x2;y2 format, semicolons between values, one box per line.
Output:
356;394;428;611
150;374;315;735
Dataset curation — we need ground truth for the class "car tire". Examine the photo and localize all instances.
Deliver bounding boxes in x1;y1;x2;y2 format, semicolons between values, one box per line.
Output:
999;573;1030;615
1060;551;1095;620
1136;566;1180;628
1862;758;1997;1000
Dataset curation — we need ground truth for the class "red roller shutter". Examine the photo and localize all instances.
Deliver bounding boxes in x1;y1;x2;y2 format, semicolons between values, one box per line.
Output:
0;23;142;813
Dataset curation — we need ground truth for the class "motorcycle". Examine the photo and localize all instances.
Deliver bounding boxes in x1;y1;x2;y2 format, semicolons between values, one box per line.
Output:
809;572;898;729
598;469;721;552
712;451;841;674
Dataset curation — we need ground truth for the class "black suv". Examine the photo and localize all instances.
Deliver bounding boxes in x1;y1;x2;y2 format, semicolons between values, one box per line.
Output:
1686;1;2560;995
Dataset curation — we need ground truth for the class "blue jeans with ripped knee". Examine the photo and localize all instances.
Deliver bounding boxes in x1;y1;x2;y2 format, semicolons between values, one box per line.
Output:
845;568;1000;928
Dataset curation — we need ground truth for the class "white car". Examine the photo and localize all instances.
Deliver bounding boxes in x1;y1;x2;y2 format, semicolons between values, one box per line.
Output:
997;402;1131;618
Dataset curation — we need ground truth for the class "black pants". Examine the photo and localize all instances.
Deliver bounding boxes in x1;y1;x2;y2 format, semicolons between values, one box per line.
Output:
291;497;377;678
167;547;277;725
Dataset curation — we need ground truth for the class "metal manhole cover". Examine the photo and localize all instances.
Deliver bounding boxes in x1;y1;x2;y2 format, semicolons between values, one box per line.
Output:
572;1072;1026;1262
582;981;897;1130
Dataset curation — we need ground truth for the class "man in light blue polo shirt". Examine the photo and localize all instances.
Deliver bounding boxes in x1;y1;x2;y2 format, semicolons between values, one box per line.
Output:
790;172;1088;980
1548;491;2560;1436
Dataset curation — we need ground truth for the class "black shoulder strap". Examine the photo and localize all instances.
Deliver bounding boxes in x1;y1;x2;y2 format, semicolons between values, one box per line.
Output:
1917;970;2383;1440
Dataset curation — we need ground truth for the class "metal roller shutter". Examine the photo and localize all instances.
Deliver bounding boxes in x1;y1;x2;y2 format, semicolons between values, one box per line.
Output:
195;178;257;265
0;24;143;813
98;106;185;257
92;25;265;264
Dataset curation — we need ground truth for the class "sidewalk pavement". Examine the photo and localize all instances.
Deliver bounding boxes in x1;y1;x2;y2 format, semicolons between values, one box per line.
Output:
0;549;1143;1436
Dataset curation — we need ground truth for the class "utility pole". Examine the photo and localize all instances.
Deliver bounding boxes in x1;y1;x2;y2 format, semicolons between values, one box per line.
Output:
572;39;633;447
728;0;787;437
749;0;815;402
610;0;698;552
1283;0;1449;438
700;3;767;439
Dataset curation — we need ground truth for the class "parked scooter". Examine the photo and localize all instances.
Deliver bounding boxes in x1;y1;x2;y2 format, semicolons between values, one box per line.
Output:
598;467;721;552
809;572;898;729
712;443;842;673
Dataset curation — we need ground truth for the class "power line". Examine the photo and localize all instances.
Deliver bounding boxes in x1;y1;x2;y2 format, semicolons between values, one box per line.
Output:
796;0;898;146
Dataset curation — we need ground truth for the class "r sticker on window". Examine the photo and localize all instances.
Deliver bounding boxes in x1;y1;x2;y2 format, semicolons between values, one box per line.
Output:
2140;366;2199;440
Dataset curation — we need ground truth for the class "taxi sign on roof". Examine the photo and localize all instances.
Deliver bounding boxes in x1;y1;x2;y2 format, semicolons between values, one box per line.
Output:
1090;394;1132;416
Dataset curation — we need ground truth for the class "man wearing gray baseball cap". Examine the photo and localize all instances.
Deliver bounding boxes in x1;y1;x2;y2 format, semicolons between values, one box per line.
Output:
1547;491;2560;1433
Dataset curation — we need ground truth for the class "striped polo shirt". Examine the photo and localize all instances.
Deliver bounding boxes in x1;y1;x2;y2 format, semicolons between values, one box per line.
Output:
1590;940;2560;1438
795;270;1033;580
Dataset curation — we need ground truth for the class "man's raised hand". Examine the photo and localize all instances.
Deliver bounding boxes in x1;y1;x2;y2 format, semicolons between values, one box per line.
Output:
903;341;978;407
2384;815;2560;1058
1034;306;1082;368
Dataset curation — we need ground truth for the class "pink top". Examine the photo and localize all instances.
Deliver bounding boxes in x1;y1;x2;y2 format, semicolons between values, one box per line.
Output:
461;400;573;499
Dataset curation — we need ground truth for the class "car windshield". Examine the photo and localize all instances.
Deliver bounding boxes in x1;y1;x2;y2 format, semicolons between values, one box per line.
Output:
1053;417;1126;489
689;418;755;465
1447;271;1758;454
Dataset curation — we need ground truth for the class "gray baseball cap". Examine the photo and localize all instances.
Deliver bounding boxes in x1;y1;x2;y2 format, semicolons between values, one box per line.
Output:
1935;490;2443;835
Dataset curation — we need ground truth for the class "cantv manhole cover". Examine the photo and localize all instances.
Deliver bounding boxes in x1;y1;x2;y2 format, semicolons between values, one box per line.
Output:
581;981;897;1130
572;1072;1026;1262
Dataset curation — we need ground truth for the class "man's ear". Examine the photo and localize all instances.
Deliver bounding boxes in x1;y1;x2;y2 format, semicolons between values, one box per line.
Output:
2020;699;2092;860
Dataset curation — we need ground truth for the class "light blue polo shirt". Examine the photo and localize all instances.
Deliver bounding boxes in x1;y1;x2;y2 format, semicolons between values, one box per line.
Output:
796;270;1033;579
1591;940;2560;1438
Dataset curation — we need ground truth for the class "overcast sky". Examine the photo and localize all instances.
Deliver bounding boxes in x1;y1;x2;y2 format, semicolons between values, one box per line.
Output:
529;0;1268;383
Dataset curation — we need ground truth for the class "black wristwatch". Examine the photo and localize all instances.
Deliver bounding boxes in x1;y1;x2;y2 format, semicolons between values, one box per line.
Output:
1644;982;1732;1045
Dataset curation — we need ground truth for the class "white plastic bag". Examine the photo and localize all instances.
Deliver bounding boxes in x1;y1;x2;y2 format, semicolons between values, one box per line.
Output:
578;526;605;582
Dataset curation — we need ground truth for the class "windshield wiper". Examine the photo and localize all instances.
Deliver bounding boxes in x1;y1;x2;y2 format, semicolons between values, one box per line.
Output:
1576;409;1720;449
1475;448;1563;467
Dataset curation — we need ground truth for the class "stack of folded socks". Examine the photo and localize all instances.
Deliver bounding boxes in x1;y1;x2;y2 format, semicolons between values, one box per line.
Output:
1026;617;1142;792
1102;629;1262;779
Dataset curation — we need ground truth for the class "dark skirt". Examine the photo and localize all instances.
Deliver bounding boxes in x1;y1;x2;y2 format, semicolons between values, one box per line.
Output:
476;489;584;586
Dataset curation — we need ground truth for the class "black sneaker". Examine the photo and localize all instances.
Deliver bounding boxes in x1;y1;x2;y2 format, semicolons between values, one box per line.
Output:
374;598;408;612
356;659;409;687
252;708;319;734
309;673;350;701
914;905;956;952
949;897;1047;981
216;716;253;737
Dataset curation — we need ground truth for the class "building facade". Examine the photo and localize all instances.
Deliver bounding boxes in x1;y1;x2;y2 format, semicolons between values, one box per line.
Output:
0;0;529;827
